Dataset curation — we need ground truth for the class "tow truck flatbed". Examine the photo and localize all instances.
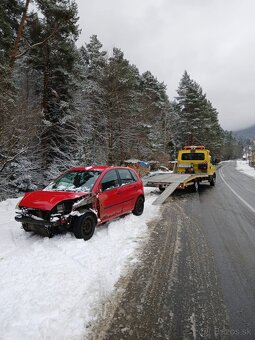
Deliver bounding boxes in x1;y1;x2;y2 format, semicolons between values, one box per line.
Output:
143;173;210;205
143;145;216;205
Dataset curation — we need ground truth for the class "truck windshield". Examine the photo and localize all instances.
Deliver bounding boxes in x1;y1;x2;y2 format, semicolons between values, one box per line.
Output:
181;153;205;160
44;170;102;192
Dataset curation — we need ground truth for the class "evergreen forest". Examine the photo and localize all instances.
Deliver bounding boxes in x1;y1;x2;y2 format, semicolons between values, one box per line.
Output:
0;0;243;199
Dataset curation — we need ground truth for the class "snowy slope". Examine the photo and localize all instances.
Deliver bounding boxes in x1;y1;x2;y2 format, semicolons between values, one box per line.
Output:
236;160;255;179
0;189;160;340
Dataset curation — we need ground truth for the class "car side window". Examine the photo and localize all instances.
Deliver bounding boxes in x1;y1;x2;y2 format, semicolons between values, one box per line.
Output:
101;170;119;191
118;169;136;186
129;169;139;181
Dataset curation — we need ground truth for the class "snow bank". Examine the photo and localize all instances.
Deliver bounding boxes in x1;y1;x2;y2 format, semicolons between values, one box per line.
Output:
0;190;160;340
236;160;255;179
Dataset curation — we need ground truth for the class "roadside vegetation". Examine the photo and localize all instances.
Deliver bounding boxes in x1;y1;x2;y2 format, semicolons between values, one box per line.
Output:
0;0;242;199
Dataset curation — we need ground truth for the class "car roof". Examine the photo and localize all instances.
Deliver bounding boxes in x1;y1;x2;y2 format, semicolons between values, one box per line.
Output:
69;165;109;171
69;165;132;172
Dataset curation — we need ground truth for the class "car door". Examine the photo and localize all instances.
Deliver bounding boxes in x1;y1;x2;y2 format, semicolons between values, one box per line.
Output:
117;168;139;212
98;169;123;221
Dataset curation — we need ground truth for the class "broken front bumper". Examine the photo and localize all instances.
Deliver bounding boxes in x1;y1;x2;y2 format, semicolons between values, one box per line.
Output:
15;215;66;237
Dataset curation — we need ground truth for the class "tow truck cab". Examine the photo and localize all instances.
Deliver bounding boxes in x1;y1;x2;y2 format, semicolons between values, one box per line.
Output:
177;145;216;176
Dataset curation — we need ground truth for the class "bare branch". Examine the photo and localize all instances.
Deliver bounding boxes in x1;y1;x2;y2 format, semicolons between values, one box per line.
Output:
0;148;26;173
16;25;60;59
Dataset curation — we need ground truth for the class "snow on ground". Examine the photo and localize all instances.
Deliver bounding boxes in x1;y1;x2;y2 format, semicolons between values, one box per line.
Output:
236;160;255;179
147;169;173;176
0;188;160;340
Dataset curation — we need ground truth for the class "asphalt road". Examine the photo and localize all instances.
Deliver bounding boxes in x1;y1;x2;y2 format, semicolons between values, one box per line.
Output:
199;161;255;339
89;161;255;340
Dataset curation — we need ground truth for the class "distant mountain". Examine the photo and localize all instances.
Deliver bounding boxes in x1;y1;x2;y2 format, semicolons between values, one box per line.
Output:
234;124;255;140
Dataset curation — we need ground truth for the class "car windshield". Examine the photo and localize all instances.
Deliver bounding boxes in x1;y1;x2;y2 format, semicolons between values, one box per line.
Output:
44;170;102;192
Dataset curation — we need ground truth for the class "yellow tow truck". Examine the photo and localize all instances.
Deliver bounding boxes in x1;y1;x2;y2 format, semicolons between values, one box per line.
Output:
143;145;216;205
176;145;216;186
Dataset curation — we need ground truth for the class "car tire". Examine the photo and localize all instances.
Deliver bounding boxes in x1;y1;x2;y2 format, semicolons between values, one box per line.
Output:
73;213;96;241
132;196;144;216
22;223;32;232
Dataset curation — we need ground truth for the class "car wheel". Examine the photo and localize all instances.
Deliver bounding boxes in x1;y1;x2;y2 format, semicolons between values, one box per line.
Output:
73;213;96;241
22;223;32;232
132;196;144;216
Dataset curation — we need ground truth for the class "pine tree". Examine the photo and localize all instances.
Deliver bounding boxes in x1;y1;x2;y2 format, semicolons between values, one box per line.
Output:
138;71;174;161
73;35;108;165
25;0;80;178
0;0;22;63
221;130;242;160
0;0;25;199
0;0;22;127
103;47;141;164
175;71;222;155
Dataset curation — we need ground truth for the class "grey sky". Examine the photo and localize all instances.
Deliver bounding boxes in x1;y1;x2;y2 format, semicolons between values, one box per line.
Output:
76;0;255;131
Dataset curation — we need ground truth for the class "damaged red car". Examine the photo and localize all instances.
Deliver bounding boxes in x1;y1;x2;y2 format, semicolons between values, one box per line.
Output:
15;166;145;240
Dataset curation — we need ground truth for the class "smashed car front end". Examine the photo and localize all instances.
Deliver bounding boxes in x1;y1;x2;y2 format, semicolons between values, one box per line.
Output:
15;203;74;237
15;192;97;237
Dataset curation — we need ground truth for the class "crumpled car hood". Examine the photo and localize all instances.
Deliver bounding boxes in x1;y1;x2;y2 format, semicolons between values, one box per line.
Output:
18;191;89;211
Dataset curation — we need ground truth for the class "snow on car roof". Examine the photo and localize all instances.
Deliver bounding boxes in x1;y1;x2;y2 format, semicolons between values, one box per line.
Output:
69;165;133;172
69;165;110;171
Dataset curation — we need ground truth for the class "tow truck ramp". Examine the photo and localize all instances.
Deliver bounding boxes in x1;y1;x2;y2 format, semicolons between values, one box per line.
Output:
151;182;181;205
143;173;208;205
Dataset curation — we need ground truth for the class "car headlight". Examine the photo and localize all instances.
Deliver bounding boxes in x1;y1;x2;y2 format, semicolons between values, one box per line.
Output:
56;203;65;213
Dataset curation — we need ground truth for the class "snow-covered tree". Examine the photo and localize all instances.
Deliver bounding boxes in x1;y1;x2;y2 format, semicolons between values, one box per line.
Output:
0;0;28;199
26;0;80;178
103;48;141;164
72;35;108;165
175;71;222;155
138;71;175;160
221;130;242;161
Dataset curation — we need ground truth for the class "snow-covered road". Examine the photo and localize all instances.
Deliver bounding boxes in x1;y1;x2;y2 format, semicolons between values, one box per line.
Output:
0;189;160;340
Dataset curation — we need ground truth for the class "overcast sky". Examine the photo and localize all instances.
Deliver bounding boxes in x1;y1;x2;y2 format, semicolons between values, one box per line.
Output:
75;0;255;131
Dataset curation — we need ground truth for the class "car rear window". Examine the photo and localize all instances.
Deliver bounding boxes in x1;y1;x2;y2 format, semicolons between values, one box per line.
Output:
181;153;205;161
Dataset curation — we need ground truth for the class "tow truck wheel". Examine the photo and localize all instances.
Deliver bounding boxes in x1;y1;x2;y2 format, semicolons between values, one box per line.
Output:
73;213;96;241
209;174;216;186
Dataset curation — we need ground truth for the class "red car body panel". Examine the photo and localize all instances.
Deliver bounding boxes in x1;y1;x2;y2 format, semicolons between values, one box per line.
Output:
20;191;87;211
92;167;144;222
96;182;142;222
